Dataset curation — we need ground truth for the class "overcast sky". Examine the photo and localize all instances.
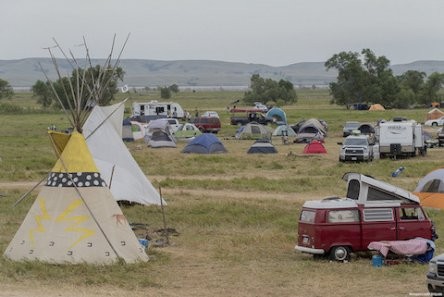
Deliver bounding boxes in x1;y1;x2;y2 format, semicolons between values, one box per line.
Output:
2;0;444;66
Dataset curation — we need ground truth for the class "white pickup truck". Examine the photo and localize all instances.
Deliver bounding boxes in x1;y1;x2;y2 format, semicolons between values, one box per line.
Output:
339;134;373;162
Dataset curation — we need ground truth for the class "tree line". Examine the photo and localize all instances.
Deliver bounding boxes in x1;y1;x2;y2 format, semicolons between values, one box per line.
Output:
325;48;444;109
0;49;443;110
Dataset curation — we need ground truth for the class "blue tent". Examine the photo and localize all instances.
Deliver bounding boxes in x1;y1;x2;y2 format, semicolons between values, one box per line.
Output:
182;133;227;154
266;107;287;125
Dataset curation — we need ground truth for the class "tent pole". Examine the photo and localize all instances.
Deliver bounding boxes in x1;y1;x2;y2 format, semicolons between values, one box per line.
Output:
159;186;169;245
13;175;47;208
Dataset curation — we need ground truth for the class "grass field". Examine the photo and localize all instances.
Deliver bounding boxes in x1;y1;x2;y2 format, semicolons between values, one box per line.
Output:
1;89;444;297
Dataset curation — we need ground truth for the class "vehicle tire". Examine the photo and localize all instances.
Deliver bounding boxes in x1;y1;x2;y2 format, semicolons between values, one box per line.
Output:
329;246;350;262
433;122;438;127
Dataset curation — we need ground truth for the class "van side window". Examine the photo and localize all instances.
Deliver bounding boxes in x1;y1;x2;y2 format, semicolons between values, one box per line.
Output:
400;207;425;220
300;210;316;223
327;210;359;223
363;208;394;222
347;180;360;200
367;186;402;201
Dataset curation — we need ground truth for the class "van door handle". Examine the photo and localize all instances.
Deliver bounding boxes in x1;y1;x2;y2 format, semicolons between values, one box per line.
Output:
390;227;396;230
399;227;405;230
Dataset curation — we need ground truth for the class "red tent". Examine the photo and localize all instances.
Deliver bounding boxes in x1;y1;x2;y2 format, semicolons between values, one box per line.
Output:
303;140;327;154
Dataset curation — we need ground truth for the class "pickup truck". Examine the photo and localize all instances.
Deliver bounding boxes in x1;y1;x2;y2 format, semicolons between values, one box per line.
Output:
339;134;373;162
230;112;273;126
427;253;444;294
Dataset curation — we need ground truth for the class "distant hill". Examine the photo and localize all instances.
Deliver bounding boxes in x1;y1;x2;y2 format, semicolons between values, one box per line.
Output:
1;58;444;89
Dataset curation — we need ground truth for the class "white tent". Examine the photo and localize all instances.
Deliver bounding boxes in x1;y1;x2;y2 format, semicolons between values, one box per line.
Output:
83;103;164;205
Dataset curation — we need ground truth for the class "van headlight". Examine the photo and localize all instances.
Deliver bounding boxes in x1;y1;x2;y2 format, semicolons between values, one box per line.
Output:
429;261;437;274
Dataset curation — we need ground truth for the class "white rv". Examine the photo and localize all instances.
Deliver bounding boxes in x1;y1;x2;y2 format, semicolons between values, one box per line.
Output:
132;100;185;119
376;119;426;158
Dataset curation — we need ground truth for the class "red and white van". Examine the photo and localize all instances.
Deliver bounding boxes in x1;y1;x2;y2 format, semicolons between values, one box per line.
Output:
295;173;436;261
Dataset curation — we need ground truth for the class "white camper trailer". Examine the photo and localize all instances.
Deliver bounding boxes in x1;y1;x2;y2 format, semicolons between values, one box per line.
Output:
132;100;185;119
377;119;426;158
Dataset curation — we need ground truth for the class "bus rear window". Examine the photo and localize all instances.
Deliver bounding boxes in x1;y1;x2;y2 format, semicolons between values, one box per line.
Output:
300;210;316;223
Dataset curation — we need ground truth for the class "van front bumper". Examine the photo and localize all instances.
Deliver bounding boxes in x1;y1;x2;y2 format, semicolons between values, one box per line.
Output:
294;245;325;255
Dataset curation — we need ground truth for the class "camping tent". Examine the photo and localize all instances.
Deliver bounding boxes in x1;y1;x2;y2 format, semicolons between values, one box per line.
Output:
4;131;149;264
266;107;287;124
182;133;227;154
414;168;444;209
293;119;327;143
369;104;385;111
272;125;297;137
235;122;272;140
247;139;277;154
83;103;163;206
303;140;327;154
144;119;177;148
427;108;444;120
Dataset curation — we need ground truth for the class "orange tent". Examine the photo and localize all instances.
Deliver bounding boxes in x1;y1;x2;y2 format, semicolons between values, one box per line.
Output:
368;104;385;111
414;168;444;209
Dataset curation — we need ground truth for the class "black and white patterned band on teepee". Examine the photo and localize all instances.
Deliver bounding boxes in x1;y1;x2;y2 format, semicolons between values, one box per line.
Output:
46;172;107;187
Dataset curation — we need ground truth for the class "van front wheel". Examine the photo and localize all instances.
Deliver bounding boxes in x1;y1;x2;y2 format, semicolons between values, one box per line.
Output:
330;246;350;262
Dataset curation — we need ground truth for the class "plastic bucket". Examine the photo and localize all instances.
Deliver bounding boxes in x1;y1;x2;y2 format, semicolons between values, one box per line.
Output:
138;238;149;249
372;254;383;267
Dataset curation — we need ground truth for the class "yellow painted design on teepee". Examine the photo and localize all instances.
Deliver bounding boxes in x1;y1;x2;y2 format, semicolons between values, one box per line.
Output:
55;199;95;248
52;131;98;173
29;198;51;245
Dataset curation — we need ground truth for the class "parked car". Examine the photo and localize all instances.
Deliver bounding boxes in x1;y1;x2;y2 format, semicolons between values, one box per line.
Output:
295;172;436;261
339;134;373;162
254;102;268;112
193;116;221;133
342;121;361;137
425;116;444;127
201;111;220;118
438;128;444;146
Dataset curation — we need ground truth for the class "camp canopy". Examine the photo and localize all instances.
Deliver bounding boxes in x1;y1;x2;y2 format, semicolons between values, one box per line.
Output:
414;168;444;209
182;133;227;154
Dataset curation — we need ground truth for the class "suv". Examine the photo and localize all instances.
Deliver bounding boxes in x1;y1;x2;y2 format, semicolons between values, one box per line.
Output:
339;134;373;162
193;116;221;133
